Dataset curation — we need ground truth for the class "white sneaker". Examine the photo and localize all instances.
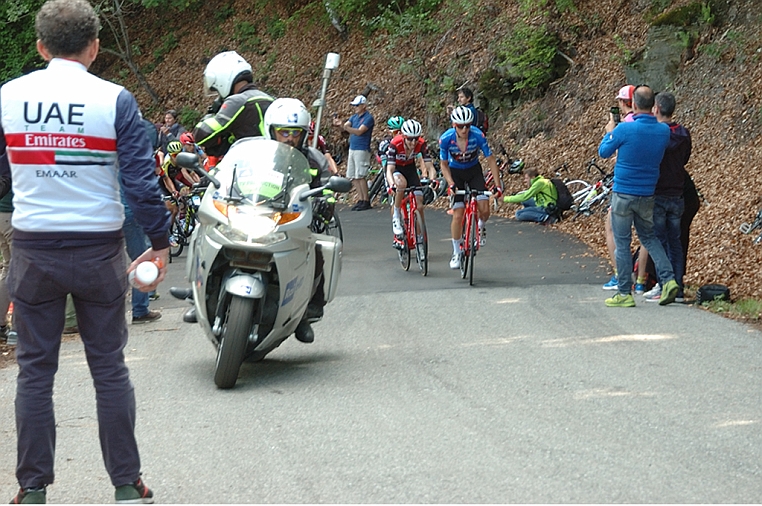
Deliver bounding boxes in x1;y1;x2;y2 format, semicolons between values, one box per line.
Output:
392;217;403;235
643;283;661;299
449;252;461;269
480;227;486;247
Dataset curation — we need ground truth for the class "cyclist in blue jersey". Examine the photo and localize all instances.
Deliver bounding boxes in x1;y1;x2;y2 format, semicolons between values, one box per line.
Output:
439;106;502;269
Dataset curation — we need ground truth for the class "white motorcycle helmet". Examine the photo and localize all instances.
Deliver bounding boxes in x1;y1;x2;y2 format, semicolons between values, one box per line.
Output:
203;51;253;100
264;98;311;149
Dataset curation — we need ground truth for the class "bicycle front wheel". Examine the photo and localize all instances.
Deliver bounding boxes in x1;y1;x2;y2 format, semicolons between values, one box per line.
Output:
169;216;184;258
460;213;470;279
368;170;387;205
468;211;478;286
325;212;343;242
413;210;428;276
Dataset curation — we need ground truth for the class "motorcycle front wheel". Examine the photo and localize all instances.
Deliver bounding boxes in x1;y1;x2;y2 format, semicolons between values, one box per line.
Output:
214;295;255;389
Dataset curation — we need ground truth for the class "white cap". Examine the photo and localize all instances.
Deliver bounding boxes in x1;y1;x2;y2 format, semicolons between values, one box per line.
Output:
350;95;367;106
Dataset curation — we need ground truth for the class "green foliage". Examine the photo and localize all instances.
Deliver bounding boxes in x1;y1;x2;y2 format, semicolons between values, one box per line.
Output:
496;22;559;92
153;32;178;61
0;0;46;82
330;0;442;36
233;21;262;53
651;2;715;26
213;2;235;22
177;105;202;129
265;16;286;39
612;34;633;65
702;297;762;320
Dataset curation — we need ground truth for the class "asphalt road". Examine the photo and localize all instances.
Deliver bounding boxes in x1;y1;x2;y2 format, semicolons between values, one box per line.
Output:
1;203;761;503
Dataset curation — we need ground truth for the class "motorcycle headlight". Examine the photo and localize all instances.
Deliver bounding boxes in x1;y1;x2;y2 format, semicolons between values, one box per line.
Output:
215;211;287;245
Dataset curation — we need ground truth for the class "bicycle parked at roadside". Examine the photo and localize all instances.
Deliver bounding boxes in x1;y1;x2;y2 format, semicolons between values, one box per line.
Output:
563;158;613;219
740;208;762;244
393;182;430;276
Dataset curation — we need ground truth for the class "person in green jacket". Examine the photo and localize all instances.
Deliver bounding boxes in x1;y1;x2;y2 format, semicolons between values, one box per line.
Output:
503;167;558;223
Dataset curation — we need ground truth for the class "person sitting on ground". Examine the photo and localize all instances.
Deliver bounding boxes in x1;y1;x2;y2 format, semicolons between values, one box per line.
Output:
502;166;558;223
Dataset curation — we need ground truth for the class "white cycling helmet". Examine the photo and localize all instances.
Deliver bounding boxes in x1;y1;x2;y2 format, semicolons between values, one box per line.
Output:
203;51;253;100
401;119;422;138
264;98;311;148
450;105;474;125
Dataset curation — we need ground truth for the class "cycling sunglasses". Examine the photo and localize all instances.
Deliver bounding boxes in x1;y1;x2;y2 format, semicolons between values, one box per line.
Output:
455;124;471;130
275;128;303;138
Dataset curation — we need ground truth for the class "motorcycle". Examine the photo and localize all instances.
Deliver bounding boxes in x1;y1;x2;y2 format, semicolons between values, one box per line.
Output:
175;137;352;388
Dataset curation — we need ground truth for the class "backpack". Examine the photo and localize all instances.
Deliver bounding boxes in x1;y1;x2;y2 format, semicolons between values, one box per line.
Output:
473;107;489;134
550;178;573;212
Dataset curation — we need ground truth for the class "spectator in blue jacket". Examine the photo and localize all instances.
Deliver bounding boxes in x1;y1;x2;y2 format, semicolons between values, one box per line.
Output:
598;85;680;307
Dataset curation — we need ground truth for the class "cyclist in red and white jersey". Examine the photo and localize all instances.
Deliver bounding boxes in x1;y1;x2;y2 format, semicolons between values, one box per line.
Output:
386;119;437;236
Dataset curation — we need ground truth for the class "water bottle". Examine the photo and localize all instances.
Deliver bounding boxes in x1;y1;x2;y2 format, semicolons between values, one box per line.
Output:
128;259;163;288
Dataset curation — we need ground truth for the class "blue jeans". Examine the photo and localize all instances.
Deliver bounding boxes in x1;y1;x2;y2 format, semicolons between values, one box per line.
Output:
610;192;675;294
122;216;150;318
653;195;685;289
515;199;549;223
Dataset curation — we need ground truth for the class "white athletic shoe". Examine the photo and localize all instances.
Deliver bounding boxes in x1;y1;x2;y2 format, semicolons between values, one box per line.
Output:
392;217;404;235
449;252;461;269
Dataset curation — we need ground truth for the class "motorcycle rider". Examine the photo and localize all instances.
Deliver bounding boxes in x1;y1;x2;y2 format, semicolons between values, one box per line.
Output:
192;51;274;161
264;98;333;344
175;51;274;323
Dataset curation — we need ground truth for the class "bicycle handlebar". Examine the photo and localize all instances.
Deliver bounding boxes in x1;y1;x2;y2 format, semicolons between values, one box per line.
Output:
586;158;606;176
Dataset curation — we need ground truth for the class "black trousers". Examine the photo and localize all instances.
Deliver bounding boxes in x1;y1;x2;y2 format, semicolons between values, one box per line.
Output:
9;240;142;488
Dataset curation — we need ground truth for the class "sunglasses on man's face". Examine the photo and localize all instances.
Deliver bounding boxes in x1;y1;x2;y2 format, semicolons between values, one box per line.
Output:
275;128;302;138
404;136;417;142
455;124;471;130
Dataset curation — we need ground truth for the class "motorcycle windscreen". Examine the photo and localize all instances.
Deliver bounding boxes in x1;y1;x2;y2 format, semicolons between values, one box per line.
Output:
215;138;311;205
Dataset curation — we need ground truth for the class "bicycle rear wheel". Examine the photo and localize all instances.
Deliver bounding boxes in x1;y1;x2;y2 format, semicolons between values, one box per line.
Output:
413;210;427;276
468;212;478;286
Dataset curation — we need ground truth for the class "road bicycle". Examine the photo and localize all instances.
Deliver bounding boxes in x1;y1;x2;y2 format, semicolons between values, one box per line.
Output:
740;208;762;244
393;182;430;276
167;186;204;258
454;186;493;286
562;158;613;219
367;156;391;206
310;197;343;241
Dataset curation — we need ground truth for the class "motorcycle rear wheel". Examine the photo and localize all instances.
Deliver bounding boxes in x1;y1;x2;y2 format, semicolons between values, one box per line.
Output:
214;295;255;389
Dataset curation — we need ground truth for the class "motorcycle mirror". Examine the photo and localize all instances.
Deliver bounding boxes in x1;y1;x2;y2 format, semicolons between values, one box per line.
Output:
175;152;220;189
298;176;352;202
325;176;352;193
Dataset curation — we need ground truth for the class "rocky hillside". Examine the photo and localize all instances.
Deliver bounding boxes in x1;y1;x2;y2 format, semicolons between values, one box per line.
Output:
107;0;762;300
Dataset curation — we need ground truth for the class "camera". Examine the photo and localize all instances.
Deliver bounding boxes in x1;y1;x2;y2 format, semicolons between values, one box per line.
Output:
610;106;621;123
